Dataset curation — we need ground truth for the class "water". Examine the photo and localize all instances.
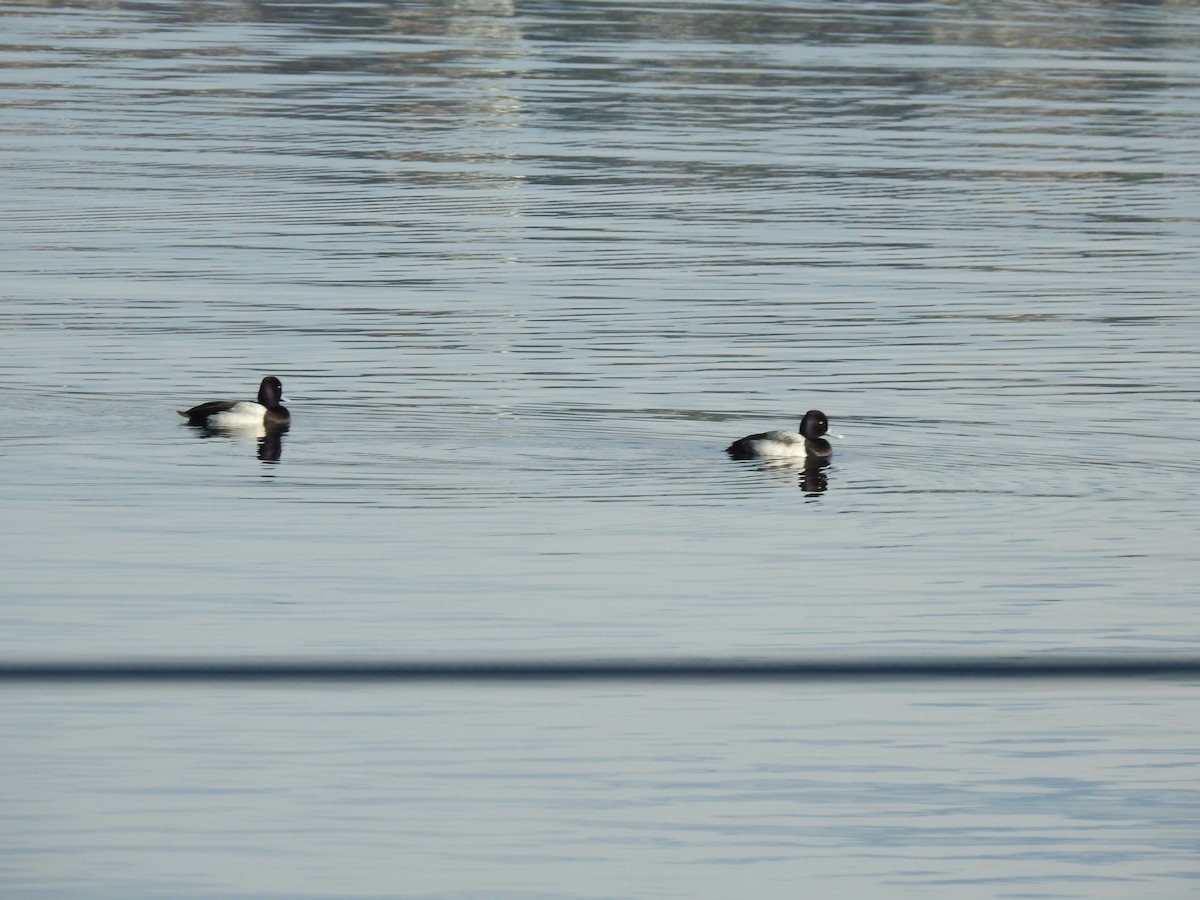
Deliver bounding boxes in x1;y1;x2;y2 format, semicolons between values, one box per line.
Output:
2;0;1199;896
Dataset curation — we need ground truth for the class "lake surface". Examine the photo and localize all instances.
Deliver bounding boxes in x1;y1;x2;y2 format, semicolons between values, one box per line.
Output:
2;0;1199;896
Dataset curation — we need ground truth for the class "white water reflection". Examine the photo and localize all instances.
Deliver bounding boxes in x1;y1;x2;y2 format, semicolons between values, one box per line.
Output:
181;422;289;464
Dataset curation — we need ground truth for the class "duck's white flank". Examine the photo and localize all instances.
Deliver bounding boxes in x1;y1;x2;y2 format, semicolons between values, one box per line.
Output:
734;430;809;458
202;401;270;428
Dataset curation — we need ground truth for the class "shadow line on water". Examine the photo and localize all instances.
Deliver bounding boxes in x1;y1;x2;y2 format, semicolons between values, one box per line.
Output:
3;655;1199;684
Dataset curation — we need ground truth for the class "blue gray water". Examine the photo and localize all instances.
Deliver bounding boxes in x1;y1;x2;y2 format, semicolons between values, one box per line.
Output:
2;1;1199;897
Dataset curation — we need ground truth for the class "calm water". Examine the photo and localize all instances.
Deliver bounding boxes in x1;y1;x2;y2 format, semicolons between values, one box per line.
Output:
2;0;1199;896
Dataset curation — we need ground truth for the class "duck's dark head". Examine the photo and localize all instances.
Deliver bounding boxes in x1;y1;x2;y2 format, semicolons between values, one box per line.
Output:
258;376;285;409
799;410;829;440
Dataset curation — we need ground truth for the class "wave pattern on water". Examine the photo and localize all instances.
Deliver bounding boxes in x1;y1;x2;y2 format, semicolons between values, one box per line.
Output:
2;5;1200;894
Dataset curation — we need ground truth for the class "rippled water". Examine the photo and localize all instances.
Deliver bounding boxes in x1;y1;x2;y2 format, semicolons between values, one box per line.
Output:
2;0;1199;896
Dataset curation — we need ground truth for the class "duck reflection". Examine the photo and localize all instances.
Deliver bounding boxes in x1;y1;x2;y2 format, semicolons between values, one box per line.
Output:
184;421;289;465
741;456;831;495
256;426;287;463
799;459;829;495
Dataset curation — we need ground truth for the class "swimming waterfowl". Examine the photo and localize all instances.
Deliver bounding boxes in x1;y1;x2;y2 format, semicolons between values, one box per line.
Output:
726;409;831;460
179;376;290;428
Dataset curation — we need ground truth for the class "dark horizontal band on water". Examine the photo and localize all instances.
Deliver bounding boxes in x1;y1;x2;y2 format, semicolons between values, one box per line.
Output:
1;657;1199;684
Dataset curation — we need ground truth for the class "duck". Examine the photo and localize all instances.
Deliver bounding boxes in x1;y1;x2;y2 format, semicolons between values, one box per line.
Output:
726;409;832;460
179;376;290;429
